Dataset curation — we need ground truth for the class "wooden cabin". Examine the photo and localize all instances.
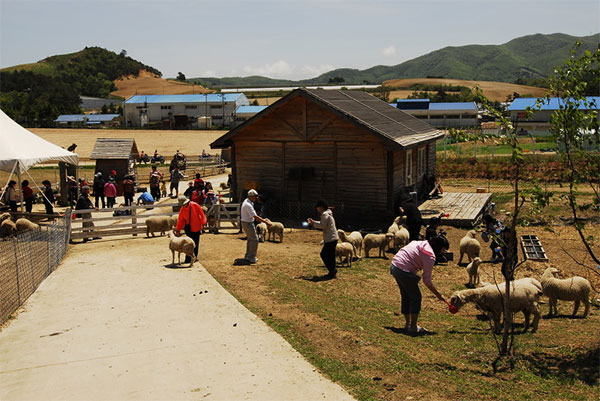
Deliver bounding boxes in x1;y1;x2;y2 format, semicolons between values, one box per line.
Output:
210;88;444;220
90;138;139;196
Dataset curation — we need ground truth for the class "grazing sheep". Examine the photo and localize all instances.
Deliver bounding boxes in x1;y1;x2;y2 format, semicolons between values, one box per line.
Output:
0;219;17;238
466;257;482;287
393;226;410;252
337;230;363;258
0;212;11;222
459;230;481;264
335;242;354;267
264;218;284;243
257;222;267;242
364;233;393;258
387;222;399;235
540;267;591;318
146;215;176;237
15;218;39;232
168;231;195;267
450;280;542;333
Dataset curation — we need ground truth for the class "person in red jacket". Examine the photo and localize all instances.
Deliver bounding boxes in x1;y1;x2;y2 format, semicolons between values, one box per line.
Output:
21;180;34;213
175;199;206;263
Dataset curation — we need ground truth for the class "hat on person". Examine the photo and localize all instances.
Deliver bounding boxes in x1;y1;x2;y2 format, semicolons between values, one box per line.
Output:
95;172;102;177
247;189;258;197
183;199;191;206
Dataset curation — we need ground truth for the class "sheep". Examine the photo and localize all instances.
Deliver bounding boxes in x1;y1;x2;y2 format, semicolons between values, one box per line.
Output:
337;230;363;258
450;280;542;333
0;212;11;222
168;231;195;267
0;219;17;238
146;215;176;237
393;226;410;252
387;222;399;235
15;218;39;232
466;257;482;287
363;233;393;258
256;222;267;243
458;230;481;264
335;242;354;267
264;218;284;243
540;267;591;318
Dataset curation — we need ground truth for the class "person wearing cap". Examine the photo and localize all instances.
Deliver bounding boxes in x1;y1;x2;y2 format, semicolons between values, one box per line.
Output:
75;186;99;242
307;199;339;278
41;180;55;215
92;172;106;209
149;165;163;201
175;199;207;263
240;189;271;264
390;235;450;335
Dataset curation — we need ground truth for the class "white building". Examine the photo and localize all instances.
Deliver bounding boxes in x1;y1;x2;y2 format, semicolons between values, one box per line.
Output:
124;93;249;128
392;99;479;128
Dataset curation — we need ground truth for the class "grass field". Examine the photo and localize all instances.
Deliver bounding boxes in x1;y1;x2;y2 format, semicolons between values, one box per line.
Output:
383;78;548;102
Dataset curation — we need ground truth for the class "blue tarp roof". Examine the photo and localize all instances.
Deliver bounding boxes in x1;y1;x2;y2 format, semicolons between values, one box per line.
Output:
429;102;477;111
508;97;600;111
55;114;120;122
236;105;268;114
125;94;244;104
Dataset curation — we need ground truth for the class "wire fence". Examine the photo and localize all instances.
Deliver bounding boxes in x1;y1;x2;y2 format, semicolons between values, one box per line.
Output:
0;213;72;324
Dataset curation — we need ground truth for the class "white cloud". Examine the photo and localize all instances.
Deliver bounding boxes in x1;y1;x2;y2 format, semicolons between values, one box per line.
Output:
301;64;335;77
243;60;296;78
382;45;397;57
202;70;216;77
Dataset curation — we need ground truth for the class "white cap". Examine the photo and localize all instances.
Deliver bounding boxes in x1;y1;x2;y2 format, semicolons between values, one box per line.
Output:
247;189;258;197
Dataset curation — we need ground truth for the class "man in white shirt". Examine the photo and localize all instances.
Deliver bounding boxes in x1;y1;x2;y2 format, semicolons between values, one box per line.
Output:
240;189;271;264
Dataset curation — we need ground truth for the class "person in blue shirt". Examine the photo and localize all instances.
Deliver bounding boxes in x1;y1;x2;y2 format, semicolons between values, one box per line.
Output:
136;191;154;206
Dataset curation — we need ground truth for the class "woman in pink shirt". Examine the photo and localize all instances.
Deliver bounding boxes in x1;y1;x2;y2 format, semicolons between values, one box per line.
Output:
390;236;449;335
104;179;117;208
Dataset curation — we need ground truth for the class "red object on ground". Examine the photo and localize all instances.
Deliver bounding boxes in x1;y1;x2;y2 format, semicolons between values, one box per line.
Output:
445;300;458;314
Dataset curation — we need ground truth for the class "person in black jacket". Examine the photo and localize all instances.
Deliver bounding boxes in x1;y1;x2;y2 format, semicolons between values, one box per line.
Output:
92;172;105;209
76;186;99;242
41;180;55;215
399;198;424;242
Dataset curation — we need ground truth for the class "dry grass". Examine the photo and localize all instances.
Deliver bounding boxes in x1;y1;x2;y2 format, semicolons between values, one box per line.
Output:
383;78;548;101
111;70;211;99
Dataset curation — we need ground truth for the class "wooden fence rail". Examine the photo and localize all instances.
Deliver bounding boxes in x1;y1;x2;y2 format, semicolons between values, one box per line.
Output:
70;202;240;240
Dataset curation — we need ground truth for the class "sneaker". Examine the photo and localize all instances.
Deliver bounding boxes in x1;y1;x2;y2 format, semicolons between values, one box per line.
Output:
249;258;258;264
408;326;429;336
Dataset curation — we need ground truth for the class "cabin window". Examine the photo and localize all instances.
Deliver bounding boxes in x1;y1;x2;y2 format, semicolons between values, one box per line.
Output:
405;151;413;186
160;105;172;110
417;147;426;179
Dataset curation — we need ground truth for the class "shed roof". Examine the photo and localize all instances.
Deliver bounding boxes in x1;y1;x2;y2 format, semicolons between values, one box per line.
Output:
212;88;444;149
55;114;120;123
90;138;139;160
125;94;244;104
236;105;268;114
508;96;600;111
429;102;477;111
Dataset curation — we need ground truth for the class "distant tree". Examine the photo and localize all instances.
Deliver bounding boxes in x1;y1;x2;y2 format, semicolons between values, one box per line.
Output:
119;49;127;57
251;99;259;106
328;76;345;84
101;104;108;114
117;105;123;115
108;102;116;114
176;72;186;81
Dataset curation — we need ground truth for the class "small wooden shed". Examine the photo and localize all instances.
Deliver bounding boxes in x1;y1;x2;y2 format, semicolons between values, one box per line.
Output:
90;138;139;195
210;88;444;219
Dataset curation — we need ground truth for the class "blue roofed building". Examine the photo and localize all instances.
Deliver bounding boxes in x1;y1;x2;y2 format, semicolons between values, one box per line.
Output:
508;97;599;136
392;99;478;128
123;93;249;128
234;105;268;127
55;114;122;128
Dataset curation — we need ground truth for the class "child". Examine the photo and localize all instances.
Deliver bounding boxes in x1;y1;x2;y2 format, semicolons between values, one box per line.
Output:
21;180;34;213
161;181;167;199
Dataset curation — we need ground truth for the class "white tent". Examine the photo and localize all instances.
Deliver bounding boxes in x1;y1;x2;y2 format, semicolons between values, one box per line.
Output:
0;109;78;173
1;109;79;210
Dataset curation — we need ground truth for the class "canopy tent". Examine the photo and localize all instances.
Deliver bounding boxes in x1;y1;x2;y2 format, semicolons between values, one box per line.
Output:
0;109;78;173
1;109;79;211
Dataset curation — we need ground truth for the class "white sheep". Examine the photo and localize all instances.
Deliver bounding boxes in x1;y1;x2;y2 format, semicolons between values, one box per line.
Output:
387;222;399;235
393;226;410;252
335;242;354;267
0;212;12;222
459;230;481;264
337;230;363;258
168;231;196;267
0;219;17;238
256;222;267;242
466;257;482;287
364;233;393;258
146;215;176;237
450;280;542;333
15;218;39;232
540;267;591;318
264;218;284;243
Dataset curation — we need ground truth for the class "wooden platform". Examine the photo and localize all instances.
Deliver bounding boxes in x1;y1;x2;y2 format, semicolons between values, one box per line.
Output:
418;192;493;228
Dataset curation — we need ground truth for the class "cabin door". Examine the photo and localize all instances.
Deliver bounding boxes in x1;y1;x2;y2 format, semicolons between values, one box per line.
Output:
284;142;335;204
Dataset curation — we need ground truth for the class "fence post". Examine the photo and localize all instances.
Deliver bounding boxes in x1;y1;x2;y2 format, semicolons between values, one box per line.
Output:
132;206;137;236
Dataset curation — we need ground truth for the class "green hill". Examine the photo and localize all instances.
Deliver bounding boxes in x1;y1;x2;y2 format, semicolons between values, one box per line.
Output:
1;47;161;126
189;33;599;88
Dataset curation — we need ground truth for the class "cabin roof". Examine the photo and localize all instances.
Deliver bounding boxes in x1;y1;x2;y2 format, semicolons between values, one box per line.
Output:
90;138;139;160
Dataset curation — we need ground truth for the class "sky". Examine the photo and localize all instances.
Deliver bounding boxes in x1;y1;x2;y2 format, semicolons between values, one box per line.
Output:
1;0;598;80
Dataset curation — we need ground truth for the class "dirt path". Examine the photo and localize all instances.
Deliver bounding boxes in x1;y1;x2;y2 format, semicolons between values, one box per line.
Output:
0;236;354;401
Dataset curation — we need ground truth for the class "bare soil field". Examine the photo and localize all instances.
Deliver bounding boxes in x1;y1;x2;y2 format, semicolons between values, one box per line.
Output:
383;78;548;101
29;128;227;160
111;70;211;99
